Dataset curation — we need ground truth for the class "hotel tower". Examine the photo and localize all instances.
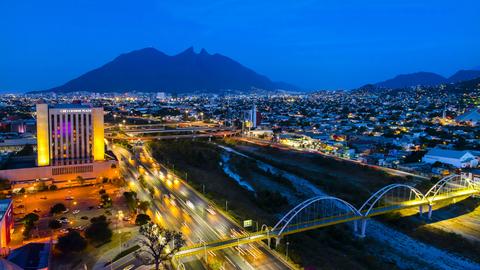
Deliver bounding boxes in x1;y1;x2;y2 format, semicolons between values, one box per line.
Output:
36;103;105;167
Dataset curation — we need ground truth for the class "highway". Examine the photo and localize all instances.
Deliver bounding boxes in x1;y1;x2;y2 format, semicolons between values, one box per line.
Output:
110;144;294;270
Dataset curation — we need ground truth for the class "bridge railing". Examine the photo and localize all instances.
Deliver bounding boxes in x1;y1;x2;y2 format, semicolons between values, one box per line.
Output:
175;174;480;256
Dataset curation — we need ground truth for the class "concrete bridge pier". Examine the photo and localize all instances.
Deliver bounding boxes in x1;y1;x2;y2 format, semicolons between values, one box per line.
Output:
275;237;282;248
358;219;368;238
427;204;433;219
353;220;358;234
419;205;423;216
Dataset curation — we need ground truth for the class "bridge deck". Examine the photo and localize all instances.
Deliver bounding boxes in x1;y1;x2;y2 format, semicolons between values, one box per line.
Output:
174;188;478;258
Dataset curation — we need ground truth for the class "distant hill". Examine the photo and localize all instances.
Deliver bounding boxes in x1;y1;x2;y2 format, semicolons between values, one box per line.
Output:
375;72;447;89
451;77;480;91
448;70;480;83
366;68;480;90
36;47;297;94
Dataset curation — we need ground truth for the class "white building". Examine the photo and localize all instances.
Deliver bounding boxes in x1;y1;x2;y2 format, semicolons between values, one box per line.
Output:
243;104;258;129
422;148;478;168
456;108;480;125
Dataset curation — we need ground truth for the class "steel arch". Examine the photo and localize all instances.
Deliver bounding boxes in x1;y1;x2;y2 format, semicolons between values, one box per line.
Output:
359;184;425;216
272;196;361;237
424;174;471;202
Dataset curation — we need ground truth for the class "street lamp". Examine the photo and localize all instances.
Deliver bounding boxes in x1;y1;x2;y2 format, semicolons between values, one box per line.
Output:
286;241;290;259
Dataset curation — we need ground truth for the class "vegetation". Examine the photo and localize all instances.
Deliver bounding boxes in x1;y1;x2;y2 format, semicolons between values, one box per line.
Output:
147;140;277;224
135;214;151;226
56;231;87;254
23;212;39;238
135;222;185;270
0;178;11;191
124;191;138;211
380;198;480;263
110;245;140;264
255;190;288;212
75;176;85;185
100;193;112;208
138;201;150;213
48;219;62;230
85;215;112;244
224;142;411;205
50;203;67;214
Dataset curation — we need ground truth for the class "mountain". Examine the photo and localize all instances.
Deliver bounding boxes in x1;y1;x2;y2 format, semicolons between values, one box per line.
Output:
39;47;296;94
448;70;480;83
375;72;446;89
369;69;480;90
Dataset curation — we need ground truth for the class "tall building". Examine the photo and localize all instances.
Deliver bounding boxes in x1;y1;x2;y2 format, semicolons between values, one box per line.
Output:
0;103;117;187
36;103;105;167
242;104;261;129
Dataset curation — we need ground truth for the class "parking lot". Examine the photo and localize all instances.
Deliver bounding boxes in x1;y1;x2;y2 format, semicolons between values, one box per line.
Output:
10;184;133;247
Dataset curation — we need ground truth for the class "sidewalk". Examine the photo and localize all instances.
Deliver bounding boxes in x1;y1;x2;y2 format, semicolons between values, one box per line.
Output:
92;227;138;270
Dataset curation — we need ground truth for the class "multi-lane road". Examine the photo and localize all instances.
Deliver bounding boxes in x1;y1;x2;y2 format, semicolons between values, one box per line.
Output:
110;144;294;270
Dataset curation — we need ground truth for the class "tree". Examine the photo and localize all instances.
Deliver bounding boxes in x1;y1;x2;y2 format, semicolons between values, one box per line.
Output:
50;203;67;214
48;219;62;230
49;185;58;191
135;222;185;270
56;231;87;254
135;214;151;226
85;215;112;243
76;176;85;185
24;213;39;225
124;191;138;211
36;181;48;191
138;201;150;213
100;193;112;208
0;178;11;191
23;213;39;239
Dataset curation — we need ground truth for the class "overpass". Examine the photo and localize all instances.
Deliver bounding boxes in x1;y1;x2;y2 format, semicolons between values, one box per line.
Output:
106;131;240;141
105;124;240;140
174;174;479;258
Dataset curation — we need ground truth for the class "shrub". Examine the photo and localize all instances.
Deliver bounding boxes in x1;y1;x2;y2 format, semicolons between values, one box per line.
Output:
56;231;87;253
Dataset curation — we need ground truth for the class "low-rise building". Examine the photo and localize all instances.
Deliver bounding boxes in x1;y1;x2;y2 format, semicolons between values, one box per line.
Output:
422;148;478;168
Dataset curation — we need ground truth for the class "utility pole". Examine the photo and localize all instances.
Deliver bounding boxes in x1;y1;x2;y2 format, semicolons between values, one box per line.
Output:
225;200;228;212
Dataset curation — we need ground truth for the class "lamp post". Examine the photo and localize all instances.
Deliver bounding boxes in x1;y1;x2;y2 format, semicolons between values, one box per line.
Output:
117;210;124;254
286;241;290;259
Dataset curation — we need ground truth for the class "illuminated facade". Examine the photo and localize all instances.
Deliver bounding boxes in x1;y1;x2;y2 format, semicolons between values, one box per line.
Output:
0;103;116;186
0;199;13;255
36;103;105;166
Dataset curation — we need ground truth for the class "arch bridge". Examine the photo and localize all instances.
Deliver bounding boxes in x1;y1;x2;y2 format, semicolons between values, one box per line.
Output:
174;174;480;258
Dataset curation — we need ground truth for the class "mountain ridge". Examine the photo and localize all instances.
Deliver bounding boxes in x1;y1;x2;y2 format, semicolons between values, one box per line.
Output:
365;69;480;90
35;47;297;94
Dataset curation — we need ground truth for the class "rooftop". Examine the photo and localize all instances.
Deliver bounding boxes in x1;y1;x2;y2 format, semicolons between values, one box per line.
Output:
8;243;50;270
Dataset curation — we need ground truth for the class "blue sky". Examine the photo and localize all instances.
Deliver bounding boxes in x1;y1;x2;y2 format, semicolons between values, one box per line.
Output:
1;0;479;91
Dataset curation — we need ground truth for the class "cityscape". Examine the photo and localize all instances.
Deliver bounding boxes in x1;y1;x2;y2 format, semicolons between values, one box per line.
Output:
1;1;480;270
